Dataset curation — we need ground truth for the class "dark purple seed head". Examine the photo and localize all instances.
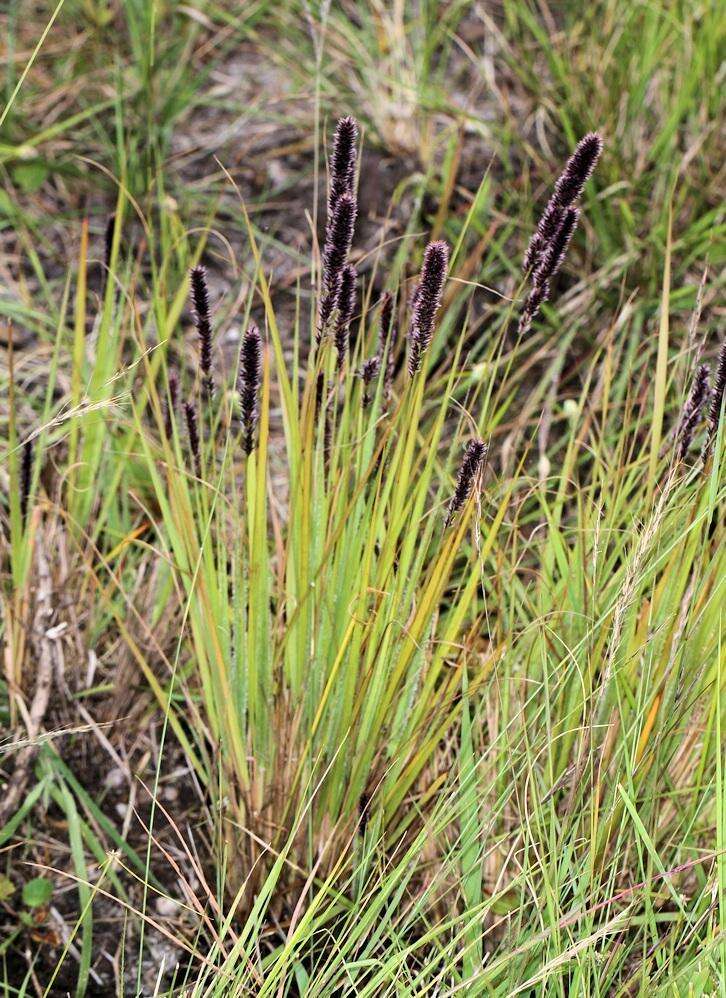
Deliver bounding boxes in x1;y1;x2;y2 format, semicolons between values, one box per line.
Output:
553;132;603;210
359;355;381;408
524;132;602;274
183;400;201;477
190;266;214;399
334;265;357;369
322;191;357;294
706;341;726;436
239;323;262;455
103;213;117;276
676;363;710;461
408;240;449;375
445;439;488;527
523;202;564;273
164;371;179;438
320;190;357;334
533;207;580;286
328;116;358;217
517;279;551;338
377;291;394;354
20;438;33;525
702;340;726;464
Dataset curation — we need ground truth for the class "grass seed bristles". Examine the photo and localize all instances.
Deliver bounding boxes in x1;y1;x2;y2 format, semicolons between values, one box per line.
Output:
239;323;263;455
675;363;709;461
190;266;214;400
444;439;488;527
19;438;33;525
164;371;179;439
358;356;380;408
408;240;449;376
334;265;357;369
320;190;357;332
523;132;603;273
702;339;726;460
183;399;201;478
327;115;358;218
533;206;580;285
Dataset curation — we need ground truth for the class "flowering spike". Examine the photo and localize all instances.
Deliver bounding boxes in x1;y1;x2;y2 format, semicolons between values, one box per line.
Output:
377;290;397;397
552;132;603;211
103;213;117;276
359;356;381;408
20;439;33;525
328;116;358;218
320;191;357;333
517;279;551;338
190;266;214;400
524;132;602;273
533;207;580;285
676;364;710;460
408;240;449;376
183;400;201;478
334;265;357;369
165;371;179;438
703;340;726;461
239;323;262;455
445;439;488;527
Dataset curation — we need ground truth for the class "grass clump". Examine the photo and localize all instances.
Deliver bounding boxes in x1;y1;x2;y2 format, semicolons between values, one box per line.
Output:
1;6;724;995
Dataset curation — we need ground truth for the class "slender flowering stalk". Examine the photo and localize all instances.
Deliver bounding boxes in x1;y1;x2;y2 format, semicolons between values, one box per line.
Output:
359;356;380;408
445;439;488;527
20;438;33;525
164;371;179;438
190;266;214;400
327;116;358;218
378;291;394;356
334;265;357;369
239;323;262;455
524;132;603;273
378;290;397;398
676;364;710;461
320;191;357;332
184;400;201;478
703;340;726;460
408;240;449;376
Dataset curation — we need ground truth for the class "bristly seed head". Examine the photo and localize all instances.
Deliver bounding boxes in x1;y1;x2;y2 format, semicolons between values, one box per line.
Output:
408;240;449;376
320;191;357;333
103;213;117;277
358;355;381;408
445;439;488;527
533;207;580;286
190;266;214;400
553;132;603;211
523;132;603;274
517;279;551;338
334;265;357;369
20;438;33;525
676;364;710;461
702;340;726;462
377;290;397;397
328;116;358;218
165;371;179;438
239;323;262;455
183;400;201;478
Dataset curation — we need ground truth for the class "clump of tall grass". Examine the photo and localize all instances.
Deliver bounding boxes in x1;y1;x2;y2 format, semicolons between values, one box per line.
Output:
4;108;723;993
